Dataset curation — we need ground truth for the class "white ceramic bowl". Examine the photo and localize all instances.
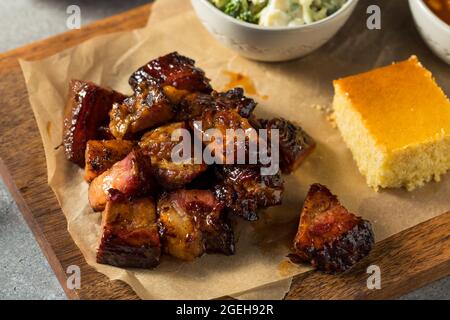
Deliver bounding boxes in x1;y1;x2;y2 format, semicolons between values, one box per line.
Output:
191;0;359;62
409;0;450;65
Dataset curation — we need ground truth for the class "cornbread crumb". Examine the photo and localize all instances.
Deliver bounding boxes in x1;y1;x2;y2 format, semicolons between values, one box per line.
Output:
311;104;336;127
333;56;450;191
326;112;337;129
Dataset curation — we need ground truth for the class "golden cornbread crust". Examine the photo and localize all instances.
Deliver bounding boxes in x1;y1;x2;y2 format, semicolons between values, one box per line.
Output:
333;56;450;191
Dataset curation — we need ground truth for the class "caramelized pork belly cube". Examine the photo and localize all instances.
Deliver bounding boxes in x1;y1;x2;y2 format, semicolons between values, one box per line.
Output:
109;82;174;139
186;165;219;190
213;88;257;118
214;165;284;221
129;52;212;94
88;149;155;211
174;88;257;122
63;80;126;166
293;184;374;273
84;140;135;182
192;108;258;164
157;189;235;261
174;92;215;121
262;118;316;174
97;197;161;268
139;122;207;189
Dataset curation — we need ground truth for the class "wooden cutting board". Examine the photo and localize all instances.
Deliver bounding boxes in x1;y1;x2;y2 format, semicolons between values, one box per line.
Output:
0;3;449;300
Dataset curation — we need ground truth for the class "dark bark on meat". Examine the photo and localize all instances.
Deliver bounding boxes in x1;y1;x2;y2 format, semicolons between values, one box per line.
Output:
214;165;284;221
260;118;316;174
213;88;257;118
139;122;207;189
129;52;212;93
109;82;174;139
88;149;156;211
174;88;257;122
192;108;258;165
157;189;235;261
63;80;126;166
97;197;161;268
84;140;135;182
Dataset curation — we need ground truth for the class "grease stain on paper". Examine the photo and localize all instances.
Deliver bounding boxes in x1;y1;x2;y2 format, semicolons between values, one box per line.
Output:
223;70;268;100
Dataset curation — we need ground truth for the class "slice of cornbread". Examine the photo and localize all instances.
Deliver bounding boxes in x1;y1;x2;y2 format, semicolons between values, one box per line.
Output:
333;56;450;191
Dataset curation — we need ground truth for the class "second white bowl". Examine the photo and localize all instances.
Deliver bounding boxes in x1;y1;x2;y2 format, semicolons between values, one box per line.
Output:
409;0;450;65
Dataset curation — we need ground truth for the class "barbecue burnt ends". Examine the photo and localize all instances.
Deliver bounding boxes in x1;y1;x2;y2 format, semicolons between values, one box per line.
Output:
63;52;318;269
158;189;235;261
63;80;126;166
255;118;316;174
139;122;207;189
97;197;161;268
192;108;258;165
109;81;175;140
293;184;375;273
129;51;212;94
84;139;135;182
214;165;284;221
88;149;156;212
212;87;257;118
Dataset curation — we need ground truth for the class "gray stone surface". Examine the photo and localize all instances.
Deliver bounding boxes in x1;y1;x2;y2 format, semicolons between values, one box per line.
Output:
0;0;149;52
0;0;448;300
0;179;66;299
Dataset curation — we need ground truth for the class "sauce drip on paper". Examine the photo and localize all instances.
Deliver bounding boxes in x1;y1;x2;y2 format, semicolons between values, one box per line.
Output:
223;71;268;100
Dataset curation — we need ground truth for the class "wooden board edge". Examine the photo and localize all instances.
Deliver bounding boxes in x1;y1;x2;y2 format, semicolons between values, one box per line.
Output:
0;158;78;300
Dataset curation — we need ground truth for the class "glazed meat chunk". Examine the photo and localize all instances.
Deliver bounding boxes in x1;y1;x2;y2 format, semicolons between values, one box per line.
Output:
293;184;374;273
174;88;257;122
174;92;215;121
214;165;284;221
158;189;235;261
88;149;155;211
260;118;316;174
84;140;135;182
97;197;161;268
63;80;126;166
129;52;212;94
192;108;258;165
139;122;207;189
213;88;257;118
109;82;174;139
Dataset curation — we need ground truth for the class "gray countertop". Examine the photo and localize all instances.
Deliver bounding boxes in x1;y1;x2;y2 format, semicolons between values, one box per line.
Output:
0;0;448;300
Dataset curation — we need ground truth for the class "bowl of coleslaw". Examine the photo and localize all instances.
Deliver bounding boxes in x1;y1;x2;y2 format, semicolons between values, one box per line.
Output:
191;0;358;61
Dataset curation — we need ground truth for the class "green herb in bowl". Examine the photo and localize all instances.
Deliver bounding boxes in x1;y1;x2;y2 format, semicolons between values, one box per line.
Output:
209;0;268;24
209;0;348;27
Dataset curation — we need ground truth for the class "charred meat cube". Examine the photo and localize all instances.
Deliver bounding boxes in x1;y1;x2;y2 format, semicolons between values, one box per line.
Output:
174;92;215;121
174;88;257;122
214;88;257;118
293;184;374;273
129;52;212;94
157;189;235;261
88;149;155;212
186;165;219;190
63;80;126;166
109;82;174;139
192;108;258;165
97;197;161;268
84;140;135;182
262;118;316;174
214;166;284;221
139;122;207;189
